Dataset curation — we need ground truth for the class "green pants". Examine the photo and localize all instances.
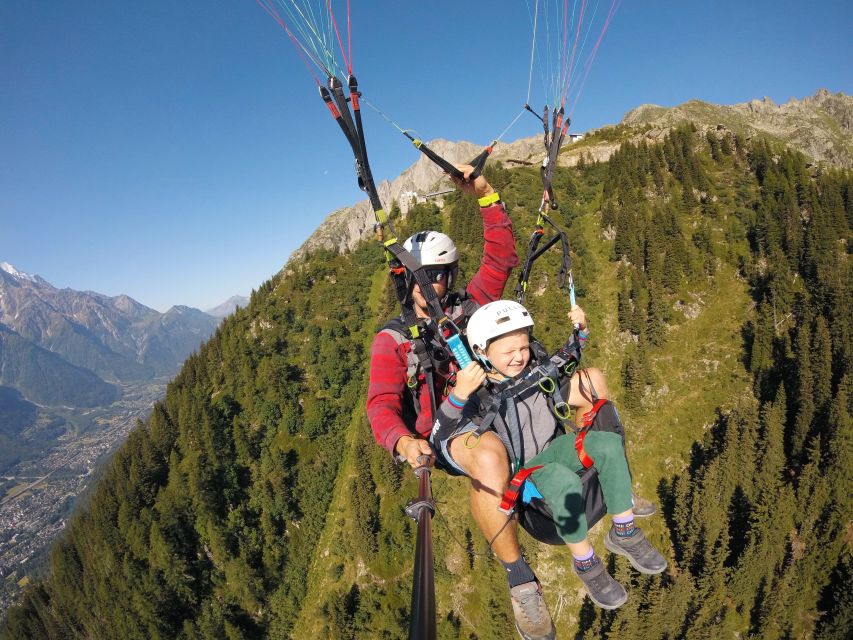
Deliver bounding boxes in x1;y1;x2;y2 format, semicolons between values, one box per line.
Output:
526;431;633;544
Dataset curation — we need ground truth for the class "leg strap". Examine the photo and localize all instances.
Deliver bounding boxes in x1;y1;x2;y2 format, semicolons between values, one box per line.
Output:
498;465;544;515
575;431;594;469
576;398;609;469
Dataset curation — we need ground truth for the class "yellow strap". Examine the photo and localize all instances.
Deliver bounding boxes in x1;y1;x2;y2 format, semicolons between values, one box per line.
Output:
412;139;423;149
374;208;388;225
478;191;501;207
409;325;421;339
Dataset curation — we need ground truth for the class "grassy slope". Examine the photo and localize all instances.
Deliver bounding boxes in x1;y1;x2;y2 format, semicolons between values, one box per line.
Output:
524;188;752;632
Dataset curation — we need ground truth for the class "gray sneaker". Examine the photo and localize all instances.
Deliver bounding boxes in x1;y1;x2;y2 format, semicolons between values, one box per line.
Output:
509;581;556;640
631;491;657;517
604;525;667;574
571;561;628;610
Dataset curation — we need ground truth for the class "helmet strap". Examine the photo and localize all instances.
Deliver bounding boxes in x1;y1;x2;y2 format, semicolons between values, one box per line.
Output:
475;352;510;382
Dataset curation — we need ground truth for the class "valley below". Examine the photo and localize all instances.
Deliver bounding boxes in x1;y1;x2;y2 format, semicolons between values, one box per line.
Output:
0;378;169;616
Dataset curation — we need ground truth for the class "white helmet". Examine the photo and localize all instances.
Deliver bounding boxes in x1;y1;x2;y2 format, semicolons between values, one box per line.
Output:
403;231;458;266
466;300;534;352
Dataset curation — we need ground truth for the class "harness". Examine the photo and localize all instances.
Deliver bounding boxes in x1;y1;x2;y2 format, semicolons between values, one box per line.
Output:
465;338;583;468
498;465;544;515
314;72;480;394
380;292;481;419
487;100;590;516
515;211;573;307
463;339;615;522
576;398;609;468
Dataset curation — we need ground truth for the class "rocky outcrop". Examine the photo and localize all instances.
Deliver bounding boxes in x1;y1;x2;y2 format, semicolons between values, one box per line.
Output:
621;89;852;167
288;136;544;262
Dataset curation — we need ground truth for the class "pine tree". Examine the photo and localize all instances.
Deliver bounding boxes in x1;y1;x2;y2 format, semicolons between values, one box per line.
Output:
791;321;815;459
811;316;833;422
704;130;717;158
720;133;733;156
825;375;852;498
622;344;646;410
749;303;775;399
646;282;667;347
757;386;787;491
630;271;649;336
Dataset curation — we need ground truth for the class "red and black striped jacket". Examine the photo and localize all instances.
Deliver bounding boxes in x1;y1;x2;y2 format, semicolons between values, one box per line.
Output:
366;202;518;455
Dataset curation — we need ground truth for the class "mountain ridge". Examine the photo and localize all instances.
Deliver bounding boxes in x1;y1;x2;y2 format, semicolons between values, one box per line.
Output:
289;89;851;264
619;88;852;167
0;263;220;385
0;323;120;407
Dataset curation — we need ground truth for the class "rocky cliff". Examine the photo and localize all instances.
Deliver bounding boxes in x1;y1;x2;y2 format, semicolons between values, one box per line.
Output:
288;136;542;262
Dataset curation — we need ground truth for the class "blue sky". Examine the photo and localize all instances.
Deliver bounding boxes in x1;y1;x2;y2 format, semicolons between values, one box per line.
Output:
1;1;850;312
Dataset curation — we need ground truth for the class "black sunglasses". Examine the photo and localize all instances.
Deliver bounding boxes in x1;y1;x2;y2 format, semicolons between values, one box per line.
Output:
424;267;450;283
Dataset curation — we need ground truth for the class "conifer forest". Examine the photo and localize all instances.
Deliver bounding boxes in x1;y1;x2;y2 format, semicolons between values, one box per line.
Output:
2;126;851;639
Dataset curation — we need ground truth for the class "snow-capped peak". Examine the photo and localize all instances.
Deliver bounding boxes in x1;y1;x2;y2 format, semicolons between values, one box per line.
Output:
0;261;39;283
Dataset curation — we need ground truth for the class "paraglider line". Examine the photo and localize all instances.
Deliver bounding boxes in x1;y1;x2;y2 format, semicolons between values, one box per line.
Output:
327;0;352;74
569;0;620;118
526;0;540;104
495;107;529;144
562;0;588;107
257;0;326;85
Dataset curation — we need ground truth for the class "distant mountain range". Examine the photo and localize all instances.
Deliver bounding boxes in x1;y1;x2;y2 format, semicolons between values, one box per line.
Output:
0;325;119;407
0;262;225;408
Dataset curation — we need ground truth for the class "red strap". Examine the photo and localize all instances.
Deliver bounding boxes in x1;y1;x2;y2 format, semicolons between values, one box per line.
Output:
581;398;608;428
498;465;544;514
576;399;607;468
575;431;594;468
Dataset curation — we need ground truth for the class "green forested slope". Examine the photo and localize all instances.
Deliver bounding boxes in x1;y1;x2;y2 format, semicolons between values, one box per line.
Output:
3;127;850;639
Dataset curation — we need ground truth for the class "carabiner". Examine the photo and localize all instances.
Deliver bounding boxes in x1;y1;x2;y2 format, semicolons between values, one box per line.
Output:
464;432;481;449
552;401;571;421
538;376;556;394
